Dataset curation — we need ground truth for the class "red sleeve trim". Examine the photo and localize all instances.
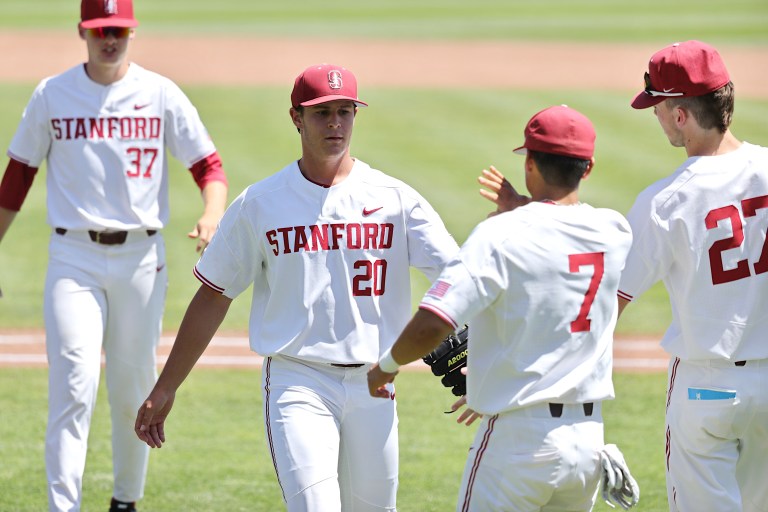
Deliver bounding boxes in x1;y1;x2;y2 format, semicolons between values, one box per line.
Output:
188;151;228;191
617;290;634;301
0;159;39;212
193;266;225;294
418;304;458;329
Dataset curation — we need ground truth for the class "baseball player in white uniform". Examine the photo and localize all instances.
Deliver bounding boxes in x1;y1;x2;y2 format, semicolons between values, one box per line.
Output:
369;105;634;511
0;1;228;511
618;40;768;511
134;63;459;511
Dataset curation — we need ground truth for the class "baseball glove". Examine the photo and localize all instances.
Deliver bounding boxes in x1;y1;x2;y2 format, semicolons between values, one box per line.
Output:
422;325;468;396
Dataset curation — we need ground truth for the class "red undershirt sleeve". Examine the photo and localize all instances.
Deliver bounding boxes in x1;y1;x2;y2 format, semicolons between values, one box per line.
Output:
188;151;228;191
0;159;39;212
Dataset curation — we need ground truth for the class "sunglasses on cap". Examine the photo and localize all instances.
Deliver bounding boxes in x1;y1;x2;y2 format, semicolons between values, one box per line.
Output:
85;27;132;39
643;72;684;98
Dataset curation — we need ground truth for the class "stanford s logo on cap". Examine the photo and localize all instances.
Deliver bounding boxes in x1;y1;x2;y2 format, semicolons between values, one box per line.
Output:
328;70;343;90
290;64;368;108
80;0;138;29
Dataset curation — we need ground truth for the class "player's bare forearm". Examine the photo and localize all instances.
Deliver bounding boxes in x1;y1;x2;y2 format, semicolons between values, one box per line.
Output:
135;285;231;447
478;165;530;216
391;309;455;364
189;180;228;252
0;206;17;244
617;296;630;318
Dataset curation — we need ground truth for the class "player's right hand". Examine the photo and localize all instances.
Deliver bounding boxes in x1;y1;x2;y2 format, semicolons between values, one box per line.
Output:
135;389;176;448
478;165;531;216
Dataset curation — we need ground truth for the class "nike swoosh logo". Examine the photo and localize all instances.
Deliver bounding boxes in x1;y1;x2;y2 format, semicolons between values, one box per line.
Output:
662;88;675;93
134;103;151;110
363;206;383;216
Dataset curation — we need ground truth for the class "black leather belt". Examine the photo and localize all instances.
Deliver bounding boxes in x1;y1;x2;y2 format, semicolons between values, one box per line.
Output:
548;403;594;418
55;227;157;245
330;363;365;368
735;360;747;366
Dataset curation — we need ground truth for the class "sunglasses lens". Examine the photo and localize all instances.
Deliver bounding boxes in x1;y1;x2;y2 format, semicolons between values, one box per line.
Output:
644;72;652;90
87;27;130;38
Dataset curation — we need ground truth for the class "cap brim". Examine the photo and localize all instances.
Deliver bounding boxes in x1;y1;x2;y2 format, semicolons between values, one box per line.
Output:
512;146;527;155
630;90;666;110
80;19;139;29
299;95;367;108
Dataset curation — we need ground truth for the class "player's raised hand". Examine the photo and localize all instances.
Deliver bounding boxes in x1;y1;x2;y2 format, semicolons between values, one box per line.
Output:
478;165;530;216
135;389;176;448
367;364;398;399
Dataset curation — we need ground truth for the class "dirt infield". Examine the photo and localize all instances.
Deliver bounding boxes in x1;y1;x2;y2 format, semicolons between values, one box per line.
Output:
1;32;767;100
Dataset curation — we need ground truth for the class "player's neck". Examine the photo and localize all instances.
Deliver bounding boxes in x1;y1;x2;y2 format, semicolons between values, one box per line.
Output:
298;153;355;187
533;188;580;206
84;61;130;86
685;129;741;158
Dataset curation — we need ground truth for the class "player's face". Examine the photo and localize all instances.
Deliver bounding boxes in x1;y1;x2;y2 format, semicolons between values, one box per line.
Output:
81;27;133;68
295;100;357;157
653;101;685;148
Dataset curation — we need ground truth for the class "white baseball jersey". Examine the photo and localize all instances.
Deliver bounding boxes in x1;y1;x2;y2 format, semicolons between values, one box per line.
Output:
194;158;459;363
7;62;216;230
618;142;768;361
420;202;632;415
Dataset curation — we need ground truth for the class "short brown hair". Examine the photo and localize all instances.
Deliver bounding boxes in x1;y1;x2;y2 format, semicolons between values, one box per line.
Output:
667;82;734;133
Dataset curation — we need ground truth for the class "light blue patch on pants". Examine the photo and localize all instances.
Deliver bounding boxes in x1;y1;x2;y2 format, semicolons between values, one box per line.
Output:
687;388;737;400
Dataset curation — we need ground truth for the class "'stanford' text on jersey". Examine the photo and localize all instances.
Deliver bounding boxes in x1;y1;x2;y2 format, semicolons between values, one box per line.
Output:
50;116;161;141
266;223;394;255
194;159;459;364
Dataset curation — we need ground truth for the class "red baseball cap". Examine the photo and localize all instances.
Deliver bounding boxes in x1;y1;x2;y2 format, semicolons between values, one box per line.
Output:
513;105;596;160
631;40;730;109
80;0;138;29
291;64;368;108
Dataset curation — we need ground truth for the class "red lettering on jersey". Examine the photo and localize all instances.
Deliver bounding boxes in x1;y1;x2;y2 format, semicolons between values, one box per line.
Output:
276;227;293;254
310;224;329;251
379;223;394;248
266;222;396;255
120;117;133;138
149;118;161;139
330;223;345;249
347;224;362;249
90;118;104;138
107;117;118;138
62;118;74;139
363;223;378;249
74;118;87;139
49;116;162;140
266;229;279;256
293;226;310;253
51;119;62;139
135;117;147;139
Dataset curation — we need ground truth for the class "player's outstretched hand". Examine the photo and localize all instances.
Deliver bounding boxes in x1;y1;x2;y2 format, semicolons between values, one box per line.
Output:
188;210;220;253
135;389;176;448
478;165;531;216
367;364;398;399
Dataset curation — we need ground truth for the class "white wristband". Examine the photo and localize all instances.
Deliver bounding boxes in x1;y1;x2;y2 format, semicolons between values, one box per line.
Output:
378;347;401;373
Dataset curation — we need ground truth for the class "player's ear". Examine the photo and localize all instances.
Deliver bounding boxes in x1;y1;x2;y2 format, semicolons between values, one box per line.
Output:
289;107;302;134
582;157;595;180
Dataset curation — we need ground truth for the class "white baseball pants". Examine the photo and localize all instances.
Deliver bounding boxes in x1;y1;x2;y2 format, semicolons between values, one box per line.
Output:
457;402;604;511
44;231;166;511
263;355;398;512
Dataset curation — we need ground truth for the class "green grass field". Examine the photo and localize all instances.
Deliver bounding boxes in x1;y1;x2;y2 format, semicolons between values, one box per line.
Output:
1;1;766;510
0;368;668;511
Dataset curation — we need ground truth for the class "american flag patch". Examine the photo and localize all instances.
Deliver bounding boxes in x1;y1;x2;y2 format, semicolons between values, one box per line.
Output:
426;280;452;298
